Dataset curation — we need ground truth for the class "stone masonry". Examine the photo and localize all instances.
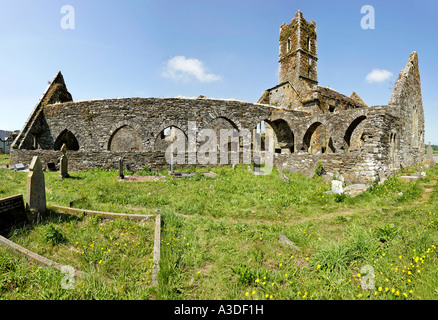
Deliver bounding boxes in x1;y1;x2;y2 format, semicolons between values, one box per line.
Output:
10;11;425;185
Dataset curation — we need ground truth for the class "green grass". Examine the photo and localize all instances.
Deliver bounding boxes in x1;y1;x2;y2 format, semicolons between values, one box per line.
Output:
0;154;9;166
1;155;438;300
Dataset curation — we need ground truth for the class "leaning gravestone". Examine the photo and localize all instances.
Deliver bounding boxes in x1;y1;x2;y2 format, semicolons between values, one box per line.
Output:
58;144;70;179
0;194;27;235
26;156;46;213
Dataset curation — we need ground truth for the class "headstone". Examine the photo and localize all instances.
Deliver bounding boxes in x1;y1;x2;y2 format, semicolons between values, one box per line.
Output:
426;142;435;167
0;194;27;235
253;156;261;173
26;156;46;213
14;163;28;172
331;180;344;194
58;144;70;179
118;158;124;180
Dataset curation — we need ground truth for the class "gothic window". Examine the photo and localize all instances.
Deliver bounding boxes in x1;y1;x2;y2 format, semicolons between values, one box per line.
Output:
287;38;291;52
306;36;311;51
54;130;79;151
108;126;142;152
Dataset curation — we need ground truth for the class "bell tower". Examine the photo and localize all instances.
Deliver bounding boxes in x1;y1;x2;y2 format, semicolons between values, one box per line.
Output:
278;10;318;95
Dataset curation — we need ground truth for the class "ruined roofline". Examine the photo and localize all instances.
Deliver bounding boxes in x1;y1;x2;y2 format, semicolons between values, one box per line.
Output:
389;51;421;106
43;95;304;115
299;86;367;109
11;71;68;149
42;96;273;108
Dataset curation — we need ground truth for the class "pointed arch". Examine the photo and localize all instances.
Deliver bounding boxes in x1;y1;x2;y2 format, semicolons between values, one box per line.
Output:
344;116;367;151
270;119;294;153
154;125;188;152
108;125;142;152
205;116;240;152
54;129;79;151
302;122;334;154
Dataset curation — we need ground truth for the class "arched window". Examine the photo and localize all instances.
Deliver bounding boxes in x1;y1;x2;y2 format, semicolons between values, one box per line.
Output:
343;116;367;151
54;130;79;151
108;126;142;152
154;126;187;152
302;122;334;154
287;38;291;52
254;119;294;154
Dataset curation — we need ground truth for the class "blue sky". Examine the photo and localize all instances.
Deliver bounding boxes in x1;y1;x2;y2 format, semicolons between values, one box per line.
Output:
0;0;437;143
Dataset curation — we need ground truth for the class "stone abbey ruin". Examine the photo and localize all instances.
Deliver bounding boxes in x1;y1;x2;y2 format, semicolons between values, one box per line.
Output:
10;10;425;184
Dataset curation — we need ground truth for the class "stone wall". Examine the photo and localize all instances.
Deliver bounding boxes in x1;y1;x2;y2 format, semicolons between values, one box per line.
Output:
9;49;425;185
10;97;405;184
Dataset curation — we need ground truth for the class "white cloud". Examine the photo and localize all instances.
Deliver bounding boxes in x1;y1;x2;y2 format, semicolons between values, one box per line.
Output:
162;56;221;83
365;69;393;83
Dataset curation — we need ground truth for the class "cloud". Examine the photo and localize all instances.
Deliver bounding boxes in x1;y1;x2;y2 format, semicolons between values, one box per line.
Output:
365;69;393;83
162;56;221;83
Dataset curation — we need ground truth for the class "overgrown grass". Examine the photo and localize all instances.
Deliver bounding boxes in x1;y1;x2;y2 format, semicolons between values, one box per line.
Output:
1;155;438;300
0;154;9;166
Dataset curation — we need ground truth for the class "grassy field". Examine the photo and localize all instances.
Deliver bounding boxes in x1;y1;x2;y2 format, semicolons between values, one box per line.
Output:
1;156;438;300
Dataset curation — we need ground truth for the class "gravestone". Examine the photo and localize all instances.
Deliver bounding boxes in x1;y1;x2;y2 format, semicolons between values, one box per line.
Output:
331;180;344;194
118;158;124;180
26;156;46;213
253;156;261;173
425;142;435;168
58;144;70;179
14;163;28;172
0;194;27;235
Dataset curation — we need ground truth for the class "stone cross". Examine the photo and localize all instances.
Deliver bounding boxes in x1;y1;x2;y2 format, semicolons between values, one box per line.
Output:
118;158;124;180
58;143;70;179
26;156;46;213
